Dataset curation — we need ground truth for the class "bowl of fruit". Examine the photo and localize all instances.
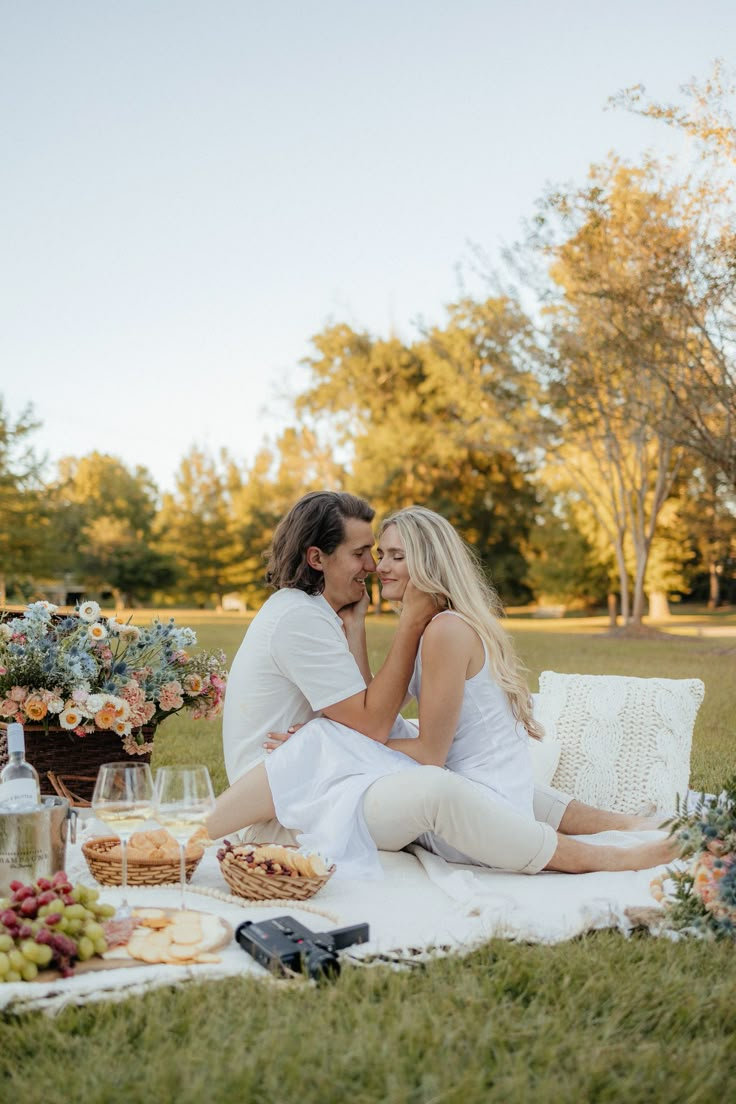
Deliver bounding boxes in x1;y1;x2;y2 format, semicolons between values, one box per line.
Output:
0;871;115;982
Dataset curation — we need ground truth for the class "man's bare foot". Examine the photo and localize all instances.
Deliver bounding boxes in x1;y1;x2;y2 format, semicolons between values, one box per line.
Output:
545;832;678;874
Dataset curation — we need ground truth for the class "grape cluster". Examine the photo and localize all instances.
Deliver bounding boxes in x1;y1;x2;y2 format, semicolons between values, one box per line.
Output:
0;871;116;982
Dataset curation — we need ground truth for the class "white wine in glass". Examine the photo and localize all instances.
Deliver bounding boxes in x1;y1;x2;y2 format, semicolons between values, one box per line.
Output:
91;761;155;916
154;765;215;909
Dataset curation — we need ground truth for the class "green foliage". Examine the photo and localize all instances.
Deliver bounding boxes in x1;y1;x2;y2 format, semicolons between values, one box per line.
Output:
155;447;242;607
526;505;610;607
297;300;542;602
0;398;53;601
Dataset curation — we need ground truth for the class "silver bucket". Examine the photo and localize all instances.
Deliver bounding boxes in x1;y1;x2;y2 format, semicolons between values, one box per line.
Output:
0;797;78;895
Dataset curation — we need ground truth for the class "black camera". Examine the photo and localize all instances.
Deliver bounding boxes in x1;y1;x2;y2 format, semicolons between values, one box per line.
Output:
235;914;370;981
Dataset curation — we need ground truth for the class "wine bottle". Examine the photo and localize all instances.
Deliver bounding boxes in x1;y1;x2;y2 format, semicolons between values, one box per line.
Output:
0;722;41;808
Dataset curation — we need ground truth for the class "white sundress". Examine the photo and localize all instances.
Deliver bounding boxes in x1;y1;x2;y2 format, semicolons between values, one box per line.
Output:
264;612;535;878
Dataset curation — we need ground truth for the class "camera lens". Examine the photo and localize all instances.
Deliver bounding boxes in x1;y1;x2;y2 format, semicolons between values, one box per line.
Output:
304;948;340;981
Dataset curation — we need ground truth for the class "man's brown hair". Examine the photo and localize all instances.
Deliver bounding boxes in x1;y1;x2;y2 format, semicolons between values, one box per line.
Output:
265;491;375;594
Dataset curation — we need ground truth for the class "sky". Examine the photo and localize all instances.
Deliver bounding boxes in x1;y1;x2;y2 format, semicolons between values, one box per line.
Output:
1;1;733;493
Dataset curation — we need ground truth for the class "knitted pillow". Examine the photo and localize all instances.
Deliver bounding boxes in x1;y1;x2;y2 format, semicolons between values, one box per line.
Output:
538;671;704;814
528;692;562;786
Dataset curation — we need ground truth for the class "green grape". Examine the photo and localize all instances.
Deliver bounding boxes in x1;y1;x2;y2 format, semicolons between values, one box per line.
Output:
92;937;108;955
35;943;53;968
0;951;10;976
20;939;42;965
5;970;21;983
65;918;84;934
97;903;116;918
20;960;38;981
83;921;104;941
64;904;87;921
76;936;94;961
8;949;24;972
0;933;13;952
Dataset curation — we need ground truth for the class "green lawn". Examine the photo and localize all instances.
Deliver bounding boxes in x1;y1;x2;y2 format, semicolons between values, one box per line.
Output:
2;612;735;1103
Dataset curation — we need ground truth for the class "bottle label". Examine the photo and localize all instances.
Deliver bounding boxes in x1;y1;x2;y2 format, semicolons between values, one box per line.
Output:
0;778;40;807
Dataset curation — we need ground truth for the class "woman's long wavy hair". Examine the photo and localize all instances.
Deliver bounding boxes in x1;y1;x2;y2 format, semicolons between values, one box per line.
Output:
379;505;543;741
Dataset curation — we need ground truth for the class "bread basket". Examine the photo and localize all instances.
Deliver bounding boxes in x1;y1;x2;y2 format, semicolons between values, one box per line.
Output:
82;835;204;887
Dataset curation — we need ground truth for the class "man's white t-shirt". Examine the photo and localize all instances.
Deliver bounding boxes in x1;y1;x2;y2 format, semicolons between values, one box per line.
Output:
222;588;367;785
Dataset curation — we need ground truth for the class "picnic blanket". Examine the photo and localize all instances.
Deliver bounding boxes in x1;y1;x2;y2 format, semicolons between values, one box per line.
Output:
0;817;673;1015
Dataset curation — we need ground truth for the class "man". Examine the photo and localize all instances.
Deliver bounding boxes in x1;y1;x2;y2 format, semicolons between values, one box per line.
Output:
221;490;664;871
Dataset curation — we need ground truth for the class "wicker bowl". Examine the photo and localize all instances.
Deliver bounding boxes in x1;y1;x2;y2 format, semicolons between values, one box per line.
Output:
82;835;204;887
218;843;335;902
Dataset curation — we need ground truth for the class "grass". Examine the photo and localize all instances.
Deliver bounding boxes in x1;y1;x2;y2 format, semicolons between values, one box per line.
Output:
2;612;736;1102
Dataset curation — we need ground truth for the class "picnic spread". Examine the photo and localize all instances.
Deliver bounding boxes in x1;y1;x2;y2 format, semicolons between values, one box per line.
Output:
0;810;677;1015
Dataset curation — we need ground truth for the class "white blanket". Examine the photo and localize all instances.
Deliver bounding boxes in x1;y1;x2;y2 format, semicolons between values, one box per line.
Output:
0;822;670;1015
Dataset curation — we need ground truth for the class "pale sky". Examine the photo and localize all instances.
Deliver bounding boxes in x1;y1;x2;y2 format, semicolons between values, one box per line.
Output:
1;1;732;492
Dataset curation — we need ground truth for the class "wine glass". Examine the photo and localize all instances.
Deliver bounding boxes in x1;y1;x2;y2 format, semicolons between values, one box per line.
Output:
91;761;155;917
154;765;215;909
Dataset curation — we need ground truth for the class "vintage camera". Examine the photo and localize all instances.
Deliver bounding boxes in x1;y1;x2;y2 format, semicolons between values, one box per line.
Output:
235;914;369;980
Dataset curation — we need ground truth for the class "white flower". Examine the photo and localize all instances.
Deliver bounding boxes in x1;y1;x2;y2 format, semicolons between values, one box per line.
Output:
47;697;64;714
59;706;83;730
78;600;101;623
85;693;106;715
0;624;11;642
120;624;141;642
87;622;108;642
107;617;122;635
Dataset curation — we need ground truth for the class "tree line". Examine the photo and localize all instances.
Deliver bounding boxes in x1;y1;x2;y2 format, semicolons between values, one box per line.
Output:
2;66;735;624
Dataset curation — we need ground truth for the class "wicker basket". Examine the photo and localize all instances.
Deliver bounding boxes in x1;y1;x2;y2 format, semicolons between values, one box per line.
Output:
0;725;154;806
218;844;335;902
82;835;204;887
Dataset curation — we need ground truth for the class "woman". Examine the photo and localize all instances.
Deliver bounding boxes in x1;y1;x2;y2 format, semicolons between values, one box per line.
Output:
208;507;673;878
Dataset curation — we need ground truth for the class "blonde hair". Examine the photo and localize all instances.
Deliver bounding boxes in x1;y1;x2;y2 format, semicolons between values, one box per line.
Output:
379;506;543;741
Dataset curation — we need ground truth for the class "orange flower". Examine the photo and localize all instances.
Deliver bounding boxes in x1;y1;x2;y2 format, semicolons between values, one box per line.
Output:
94;705;117;730
24;696;48;721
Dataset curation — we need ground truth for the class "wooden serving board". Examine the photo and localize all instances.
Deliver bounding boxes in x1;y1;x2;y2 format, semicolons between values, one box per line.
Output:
33;908;233;982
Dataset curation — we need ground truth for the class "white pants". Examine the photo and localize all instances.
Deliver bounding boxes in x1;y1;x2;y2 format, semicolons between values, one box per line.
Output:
363;769;560;874
243;770;570;874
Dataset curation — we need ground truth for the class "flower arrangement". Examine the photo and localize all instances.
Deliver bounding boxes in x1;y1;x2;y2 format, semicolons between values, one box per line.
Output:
649;777;736;940
0;602;227;755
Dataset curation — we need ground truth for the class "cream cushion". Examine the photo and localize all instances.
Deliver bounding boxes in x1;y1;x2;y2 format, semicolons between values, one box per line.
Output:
537;670;704;813
528;692;562;786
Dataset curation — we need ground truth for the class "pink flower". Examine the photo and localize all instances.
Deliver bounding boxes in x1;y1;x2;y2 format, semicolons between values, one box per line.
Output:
10;686;28;702
158;681;184;711
0;698;19;718
72;688;89;704
0;665;6;676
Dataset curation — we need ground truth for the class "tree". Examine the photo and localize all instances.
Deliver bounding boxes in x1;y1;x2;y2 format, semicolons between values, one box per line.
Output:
48;452;166;604
535;159;706;624
676;462;736;608
155;447;241;607
230;427;346;604
0;398;51;605
526;498;611;609
608;63;736;488
296;300;542;602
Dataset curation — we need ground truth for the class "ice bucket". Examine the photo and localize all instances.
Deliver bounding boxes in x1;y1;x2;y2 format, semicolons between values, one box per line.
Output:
0;797;77;895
